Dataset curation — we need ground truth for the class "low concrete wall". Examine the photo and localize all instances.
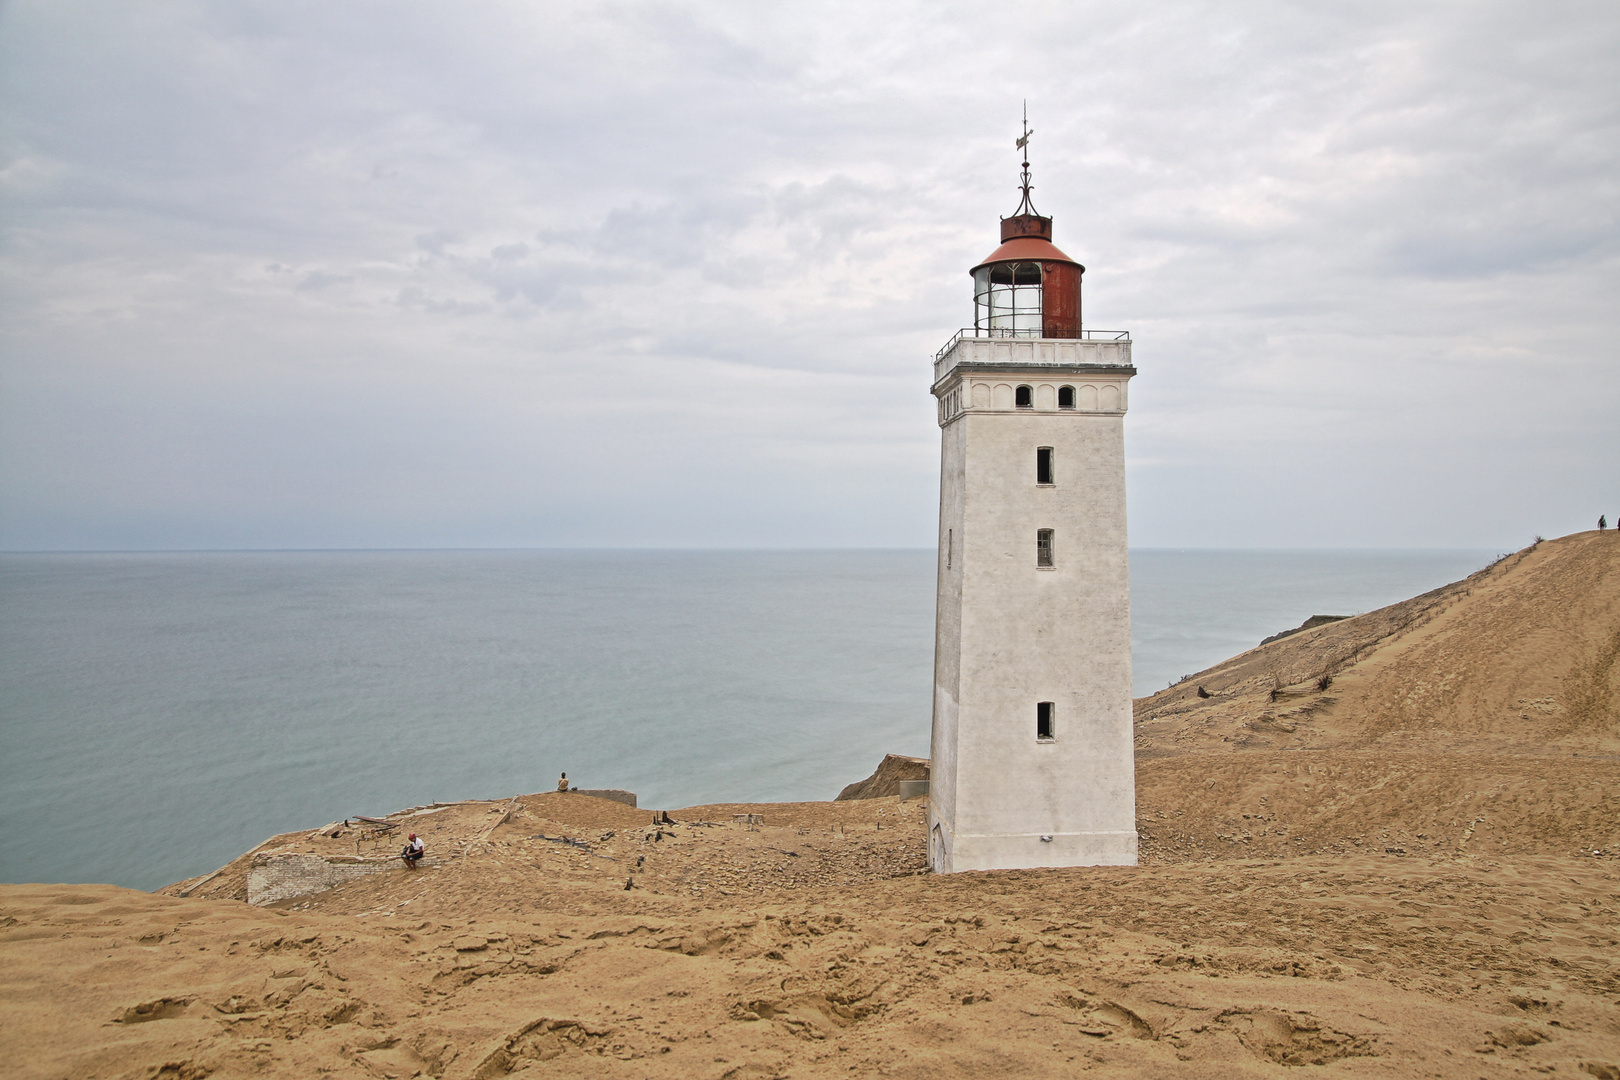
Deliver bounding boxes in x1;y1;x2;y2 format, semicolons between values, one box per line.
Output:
896;779;931;800
569;789;637;807
247;853;433;906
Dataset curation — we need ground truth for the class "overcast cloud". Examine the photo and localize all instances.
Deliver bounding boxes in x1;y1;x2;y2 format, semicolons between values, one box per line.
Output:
1;0;1615;550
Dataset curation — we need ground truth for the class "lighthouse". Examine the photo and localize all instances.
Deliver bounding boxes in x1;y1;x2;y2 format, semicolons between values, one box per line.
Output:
927;123;1138;873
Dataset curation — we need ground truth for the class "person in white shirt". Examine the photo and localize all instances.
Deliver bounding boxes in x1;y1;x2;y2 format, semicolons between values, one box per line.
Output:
402;833;425;869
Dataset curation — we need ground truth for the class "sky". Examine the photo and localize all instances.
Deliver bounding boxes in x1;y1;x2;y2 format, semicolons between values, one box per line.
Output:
1;1;1616;551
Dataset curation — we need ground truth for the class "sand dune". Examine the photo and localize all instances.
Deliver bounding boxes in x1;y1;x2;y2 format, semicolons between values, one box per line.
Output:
1134;530;1620;758
1132;531;1620;872
3;531;1617;1078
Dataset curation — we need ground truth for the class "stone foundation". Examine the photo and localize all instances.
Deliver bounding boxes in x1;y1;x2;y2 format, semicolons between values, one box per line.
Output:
569;789;637;807
246;853;435;906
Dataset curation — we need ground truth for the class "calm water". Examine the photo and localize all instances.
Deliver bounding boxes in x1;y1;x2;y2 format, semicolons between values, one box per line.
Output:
0;548;1492;890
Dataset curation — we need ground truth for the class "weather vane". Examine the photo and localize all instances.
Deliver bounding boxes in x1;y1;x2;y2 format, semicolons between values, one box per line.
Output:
1013;100;1039;216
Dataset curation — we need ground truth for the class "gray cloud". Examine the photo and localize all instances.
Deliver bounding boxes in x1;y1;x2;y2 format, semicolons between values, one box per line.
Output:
1;0;1615;550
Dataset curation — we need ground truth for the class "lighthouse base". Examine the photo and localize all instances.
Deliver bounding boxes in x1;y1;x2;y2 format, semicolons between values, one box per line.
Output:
929;819;1138;874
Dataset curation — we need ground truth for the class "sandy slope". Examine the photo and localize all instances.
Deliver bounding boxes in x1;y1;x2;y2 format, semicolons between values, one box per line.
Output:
1134;530;1620;759
1131;531;1620;871
3;531;1618;1079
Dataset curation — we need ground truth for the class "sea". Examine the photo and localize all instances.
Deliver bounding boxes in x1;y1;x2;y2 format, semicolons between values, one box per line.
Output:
0;548;1494;892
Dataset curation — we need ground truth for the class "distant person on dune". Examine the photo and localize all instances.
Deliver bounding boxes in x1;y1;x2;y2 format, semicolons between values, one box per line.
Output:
402;833;425;870
1601;515;1608;530
558;772;571;792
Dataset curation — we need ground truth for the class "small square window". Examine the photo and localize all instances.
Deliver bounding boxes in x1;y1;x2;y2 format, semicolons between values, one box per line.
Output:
1036;528;1054;568
1037;701;1054;740
1015;385;1033;408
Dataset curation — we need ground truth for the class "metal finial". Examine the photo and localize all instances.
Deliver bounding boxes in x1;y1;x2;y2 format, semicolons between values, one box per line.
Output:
1013;100;1039;217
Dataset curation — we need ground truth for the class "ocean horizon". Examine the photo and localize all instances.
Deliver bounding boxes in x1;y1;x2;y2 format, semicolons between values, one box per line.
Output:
0;546;1496;891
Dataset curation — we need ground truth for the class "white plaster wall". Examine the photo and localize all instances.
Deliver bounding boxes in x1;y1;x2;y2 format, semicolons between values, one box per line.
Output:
929;345;1137;873
930;417;966;853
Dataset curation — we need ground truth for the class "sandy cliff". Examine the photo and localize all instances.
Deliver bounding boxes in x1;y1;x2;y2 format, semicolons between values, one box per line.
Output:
1132;530;1620;864
2;531;1617;1079
1135;530;1620;758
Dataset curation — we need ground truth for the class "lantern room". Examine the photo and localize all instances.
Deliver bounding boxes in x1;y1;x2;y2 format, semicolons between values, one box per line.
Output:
969;151;1085;339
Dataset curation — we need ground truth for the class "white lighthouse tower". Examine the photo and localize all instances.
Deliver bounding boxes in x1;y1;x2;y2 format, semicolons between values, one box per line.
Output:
927;126;1138;873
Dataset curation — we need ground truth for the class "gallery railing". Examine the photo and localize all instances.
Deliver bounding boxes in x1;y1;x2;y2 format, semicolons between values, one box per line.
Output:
934;327;1131;364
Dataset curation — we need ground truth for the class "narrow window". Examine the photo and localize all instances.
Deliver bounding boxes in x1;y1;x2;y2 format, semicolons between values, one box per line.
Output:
1036;528;1054;568
947;529;953;569
1036;447;1053;485
1058;385;1075;409
1037;701;1055;740
1015;385;1033;408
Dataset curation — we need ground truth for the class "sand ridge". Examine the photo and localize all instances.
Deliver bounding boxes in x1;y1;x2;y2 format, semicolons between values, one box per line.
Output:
1134;531;1620;758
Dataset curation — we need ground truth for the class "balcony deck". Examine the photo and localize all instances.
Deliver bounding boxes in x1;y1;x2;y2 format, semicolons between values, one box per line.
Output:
932;329;1133;387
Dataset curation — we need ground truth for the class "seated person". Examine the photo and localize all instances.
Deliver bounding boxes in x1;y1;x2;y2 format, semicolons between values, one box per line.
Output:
402;833;425;869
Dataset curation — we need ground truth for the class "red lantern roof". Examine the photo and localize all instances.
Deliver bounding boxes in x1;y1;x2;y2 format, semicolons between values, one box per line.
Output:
972;235;1081;274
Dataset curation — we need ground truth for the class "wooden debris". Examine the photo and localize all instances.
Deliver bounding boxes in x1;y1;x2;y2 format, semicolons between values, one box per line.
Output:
532;833;593;851
457;794;523;859
175;868;223;897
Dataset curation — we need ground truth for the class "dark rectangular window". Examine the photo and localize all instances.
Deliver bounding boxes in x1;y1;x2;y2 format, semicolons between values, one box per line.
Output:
1037;701;1054;740
1036;528;1054;568
1036;447;1053;485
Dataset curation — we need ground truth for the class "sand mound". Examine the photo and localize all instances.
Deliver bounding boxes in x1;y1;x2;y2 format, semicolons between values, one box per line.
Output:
835;753;930;800
5;530;1618;1078
1130;530;1620;882
1137;750;1619;862
1135;530;1620;757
